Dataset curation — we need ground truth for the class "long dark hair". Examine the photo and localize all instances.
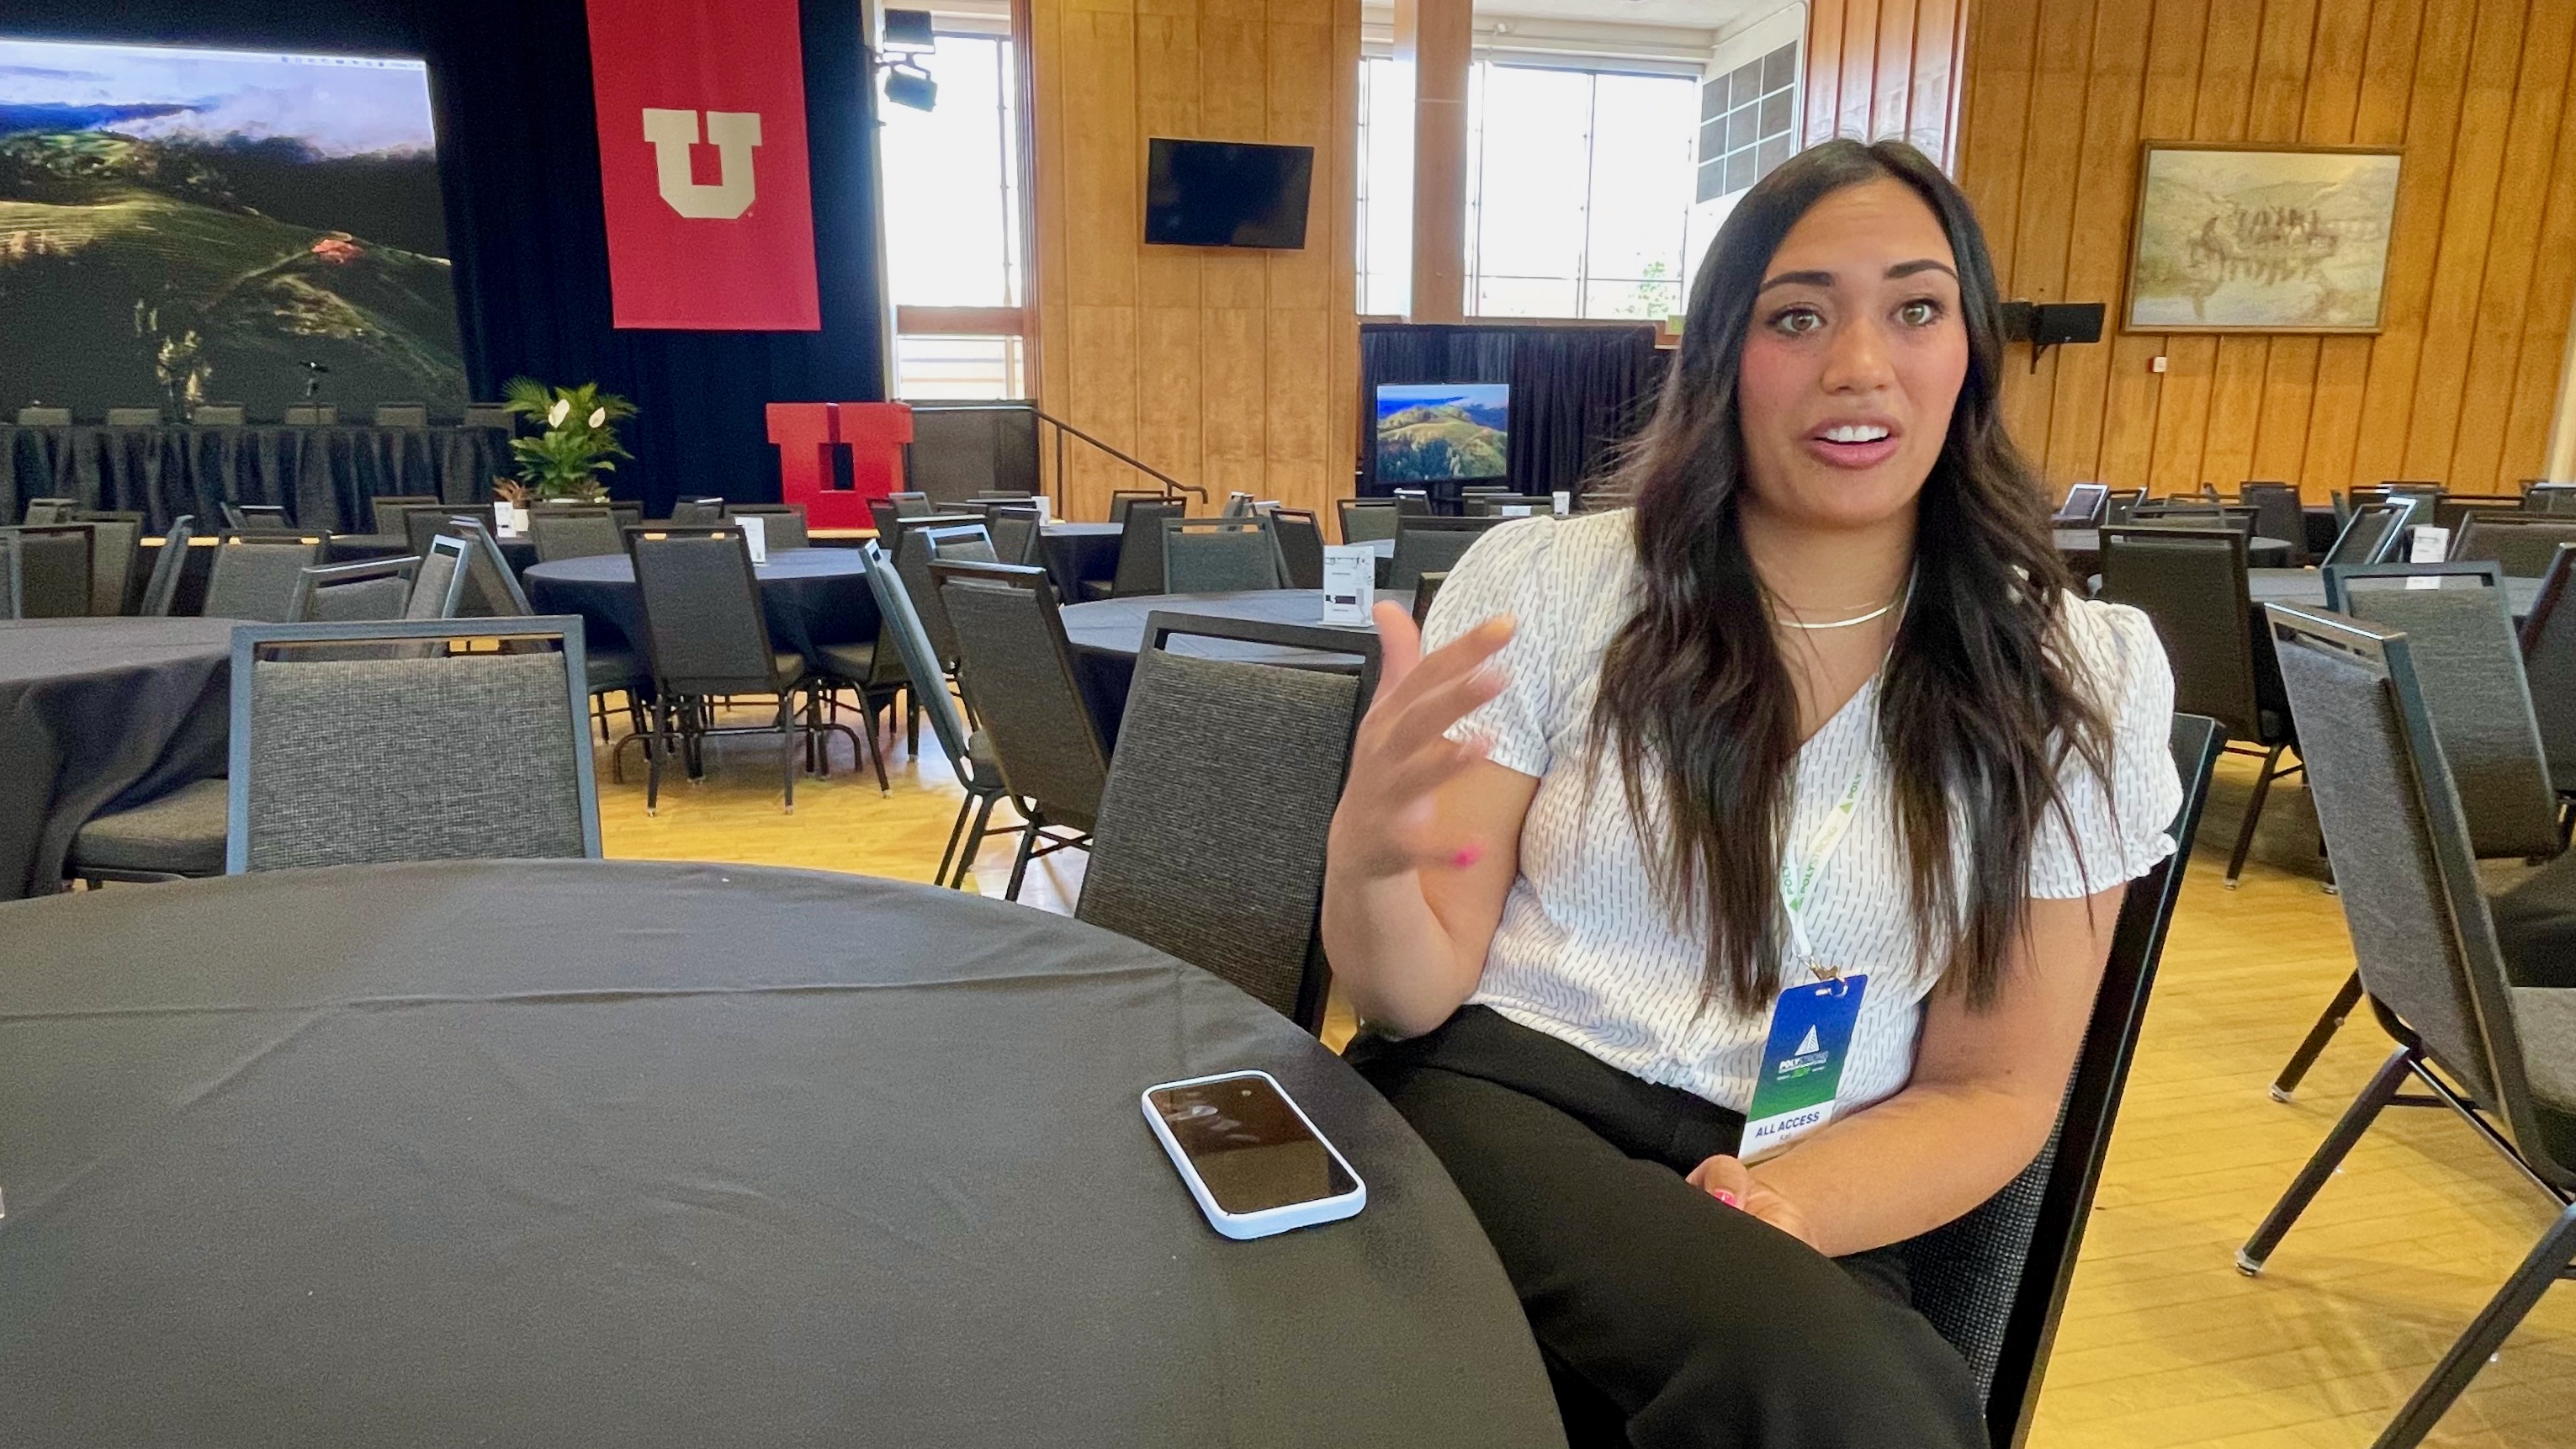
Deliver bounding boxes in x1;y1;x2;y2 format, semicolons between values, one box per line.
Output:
1589;137;2111;1014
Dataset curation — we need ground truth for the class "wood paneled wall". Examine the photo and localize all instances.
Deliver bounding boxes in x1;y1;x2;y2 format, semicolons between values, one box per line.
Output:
1803;0;1974;164
1957;0;2576;498
1028;0;1361;519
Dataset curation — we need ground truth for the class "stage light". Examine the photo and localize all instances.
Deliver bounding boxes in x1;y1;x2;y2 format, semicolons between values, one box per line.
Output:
882;9;936;49
885;66;937;112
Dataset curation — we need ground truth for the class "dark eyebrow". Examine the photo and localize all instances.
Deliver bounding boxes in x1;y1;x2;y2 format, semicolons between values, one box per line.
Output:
1756;269;1834;294
1887;258;1959;281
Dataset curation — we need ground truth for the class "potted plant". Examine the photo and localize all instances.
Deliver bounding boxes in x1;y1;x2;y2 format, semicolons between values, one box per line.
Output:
501;377;637;502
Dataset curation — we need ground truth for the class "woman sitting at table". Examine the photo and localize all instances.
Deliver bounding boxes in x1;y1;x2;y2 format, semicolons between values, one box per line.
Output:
1322;137;2180;1448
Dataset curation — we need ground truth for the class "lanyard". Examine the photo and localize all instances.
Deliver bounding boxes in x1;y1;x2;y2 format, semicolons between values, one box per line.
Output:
1779;760;1868;974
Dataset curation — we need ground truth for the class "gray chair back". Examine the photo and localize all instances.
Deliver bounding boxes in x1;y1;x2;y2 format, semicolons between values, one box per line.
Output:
8;525;94;618
395;507;453;560
896;522;999;670
0;532;18;619
1162;516;1286;592
193;404;247;425
1270;507;1325;589
2239;482;2307;565
203;536;321;621
448;518;535;616
1464;494;1557;518
1338;499;1400;544
2519;544;2576;797
374;403;430;428
1392;488;1433;518
17;407;70;427
862;544;978;782
289;557;419;623
225;502;293;530
1390;515;1503;590
530;510;624;563
725;502;811;549
891;491;937;518
2325;562;2560;859
77;514;140;614
2050;482;2109;526
2451;515;2576;577
2103;488;2144;524
104;406;162;427
139;516;193;616
1897;714;2223;1436
987;504;1042;566
1221;491;1256;518
936;560;1110;831
463;402;513;430
669;497;727;526
2525;484;2576;516
1413;571;1449;629
1078;612;1384;1032
2321;502;2412;567
1109;499;1183;597
364;494;441;533
225;617;601;873
2099;527;2274;745
628;528;787;697
1109;490;1165;527
2265;604;2569;1181
408;537;472;620
21;496;77;524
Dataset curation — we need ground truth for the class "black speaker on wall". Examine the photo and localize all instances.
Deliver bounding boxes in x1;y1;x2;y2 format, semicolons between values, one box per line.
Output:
2033;303;2105;347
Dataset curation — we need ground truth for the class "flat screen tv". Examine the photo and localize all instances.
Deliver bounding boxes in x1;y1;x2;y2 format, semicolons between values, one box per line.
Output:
1144;138;1314;249
1375;383;1509;486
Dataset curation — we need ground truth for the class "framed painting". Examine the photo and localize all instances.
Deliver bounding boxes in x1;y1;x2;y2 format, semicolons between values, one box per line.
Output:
2123;142;2404;334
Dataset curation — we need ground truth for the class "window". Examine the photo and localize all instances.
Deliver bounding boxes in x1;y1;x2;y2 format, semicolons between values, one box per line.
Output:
1357;57;1698;321
879;30;1026;396
1696;42;1797;204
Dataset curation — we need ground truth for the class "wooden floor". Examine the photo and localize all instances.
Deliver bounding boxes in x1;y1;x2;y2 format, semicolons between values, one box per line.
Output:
595;714;2575;1446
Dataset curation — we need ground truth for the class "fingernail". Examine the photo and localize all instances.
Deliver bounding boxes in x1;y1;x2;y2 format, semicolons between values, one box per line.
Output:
1712;1189;1741;1209
1450;844;1482;869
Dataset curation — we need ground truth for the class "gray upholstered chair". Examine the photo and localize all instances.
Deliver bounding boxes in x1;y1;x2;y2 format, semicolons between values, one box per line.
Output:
2239;482;2308;565
1078;611;1383;1030
409;536;472;620
1392;487;1433;518
2525;484;2576;516
1464;494;1557;518
893;522;998;674
2241;604;2576;1449
530;509;624;563
2451;515;2576;577
6;524;94;618
289;557;419;622
1337;498;1399;544
935;559;1110;900
891;491;938;519
223;617;602;872
364;493;441;533
2100;526;2292;887
626;527;857;814
1412;571;1449;630
137;516;194;617
0;532;19;620
398;507;461;561
861;543;1008;888
1269;507;1325;589
1389;515;1504;590
445;517;536;617
103;406;162;427
16;408;70;427
1161;516;1286;593
1107;490;1164;527
668;496;727;526
1220;491;1256;518
64;776;231;886
2319;501;2414;567
202;535;321;621
986;504;1042;567
374;402;430;428
220;502;292;530
2520;544;2576;822
725;502;811;549
1092;498;1181;600
191;404;246;426
73;512;142;615
1892;714;2222;1445
21;496;77;525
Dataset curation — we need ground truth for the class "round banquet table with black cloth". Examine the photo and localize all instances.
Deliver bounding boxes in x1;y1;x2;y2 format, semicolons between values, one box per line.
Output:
1039;520;1124;599
2054;528;2293;574
330;530;539;573
2245;568;2544;622
1058;588;1403;744
0;860;1565;1449
0;616;234;901
522;547;880;665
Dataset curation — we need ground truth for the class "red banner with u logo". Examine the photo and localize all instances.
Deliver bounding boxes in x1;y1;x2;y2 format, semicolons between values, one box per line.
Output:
586;0;822;330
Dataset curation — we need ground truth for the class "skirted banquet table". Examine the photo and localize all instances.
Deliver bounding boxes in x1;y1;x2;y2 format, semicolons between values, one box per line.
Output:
523;547;881;663
2;422;509;533
0;616;233;900
0;860;1566;1449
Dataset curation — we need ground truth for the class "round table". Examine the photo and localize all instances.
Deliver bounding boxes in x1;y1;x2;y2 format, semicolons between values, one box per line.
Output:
0;616;235;900
2246;567;2544;623
1038;521;1124;600
524;547;880;662
0;860;1561;1449
331;531;539;573
2055;528;2294;572
1060;589;1404;735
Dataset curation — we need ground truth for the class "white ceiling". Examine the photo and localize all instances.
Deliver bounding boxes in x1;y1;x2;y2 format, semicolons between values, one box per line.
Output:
1473;0;1776;33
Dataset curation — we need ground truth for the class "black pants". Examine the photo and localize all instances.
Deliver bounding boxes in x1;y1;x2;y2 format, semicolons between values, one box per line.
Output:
1349;1007;1985;1449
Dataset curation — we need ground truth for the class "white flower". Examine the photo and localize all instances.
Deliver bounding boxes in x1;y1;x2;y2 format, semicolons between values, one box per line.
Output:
587;406;607;428
548;399;570;427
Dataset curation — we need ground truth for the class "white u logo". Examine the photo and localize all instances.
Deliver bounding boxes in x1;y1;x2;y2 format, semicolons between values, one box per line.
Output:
641;109;762;220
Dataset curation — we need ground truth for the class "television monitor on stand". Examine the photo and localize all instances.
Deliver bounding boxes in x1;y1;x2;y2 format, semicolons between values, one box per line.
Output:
1375;383;1509;510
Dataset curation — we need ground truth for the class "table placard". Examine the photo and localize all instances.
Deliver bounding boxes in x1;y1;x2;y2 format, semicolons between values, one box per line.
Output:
1551;491;1571;516
1032;496;1052;523
2408;525;2448;565
1321;545;1375;625
492;501;517;538
1501;505;1532;518
739;512;769;565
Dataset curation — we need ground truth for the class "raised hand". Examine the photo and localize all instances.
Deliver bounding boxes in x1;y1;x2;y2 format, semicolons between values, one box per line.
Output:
1329;601;1516;881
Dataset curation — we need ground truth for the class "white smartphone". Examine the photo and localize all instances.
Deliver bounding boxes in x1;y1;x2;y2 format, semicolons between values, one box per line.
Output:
1141;1070;1367;1240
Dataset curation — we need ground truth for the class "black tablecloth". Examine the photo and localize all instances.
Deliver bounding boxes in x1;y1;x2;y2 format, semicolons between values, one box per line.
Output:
2;424;509;533
331;531;539;573
2246;568;2543;622
0;616;234;900
2056;528;2293;573
1059;590;1402;743
524;547;879;663
1040;521;1123;599
0;860;1561;1449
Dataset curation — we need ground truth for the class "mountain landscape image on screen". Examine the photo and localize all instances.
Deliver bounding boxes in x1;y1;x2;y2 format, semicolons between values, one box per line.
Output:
0;40;466;419
1375;385;1508;484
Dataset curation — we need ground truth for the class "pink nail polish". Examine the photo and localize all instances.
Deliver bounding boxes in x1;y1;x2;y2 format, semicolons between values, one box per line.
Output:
1450;844;1482;869
1712;1189;1741;1209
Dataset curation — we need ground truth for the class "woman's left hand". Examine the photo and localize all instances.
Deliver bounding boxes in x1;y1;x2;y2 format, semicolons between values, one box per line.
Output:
1688;1155;1817;1249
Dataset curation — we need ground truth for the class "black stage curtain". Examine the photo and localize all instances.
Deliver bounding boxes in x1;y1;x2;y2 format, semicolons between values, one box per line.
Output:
1360;322;1664;502
0;425;508;533
0;0;888;518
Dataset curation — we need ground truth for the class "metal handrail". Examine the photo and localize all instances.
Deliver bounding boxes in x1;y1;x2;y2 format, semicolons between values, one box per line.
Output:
1032;406;1206;504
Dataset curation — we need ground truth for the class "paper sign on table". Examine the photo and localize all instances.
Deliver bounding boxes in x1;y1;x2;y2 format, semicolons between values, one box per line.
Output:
511;504;532;533
739;512;769;564
493;501;517;537
1032;496;1052;523
2409;525;2449;563
1501;505;1532;518
1552;491;1572;516
1320;544;1375;625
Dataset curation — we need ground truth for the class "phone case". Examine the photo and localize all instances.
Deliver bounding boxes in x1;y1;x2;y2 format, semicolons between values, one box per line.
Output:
1140;1070;1368;1240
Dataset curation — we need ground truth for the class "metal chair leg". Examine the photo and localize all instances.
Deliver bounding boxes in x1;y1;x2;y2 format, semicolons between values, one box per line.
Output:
777;697;797;814
953;794;1004;887
2272;970;2364;1101
1004;815;1041;900
2239;1044;2414;1275
645;697;670;815
2369;1201;2576;1448
937;794;976;887
2226;743;2287;888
